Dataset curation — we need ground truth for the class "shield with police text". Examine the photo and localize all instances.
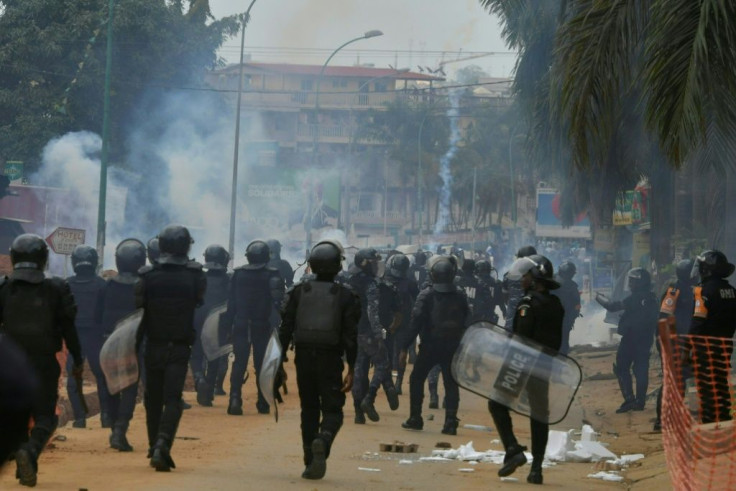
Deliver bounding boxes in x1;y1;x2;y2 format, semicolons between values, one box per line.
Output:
99;309;143;395
259;331;283;422
201;302;232;361
451;322;582;424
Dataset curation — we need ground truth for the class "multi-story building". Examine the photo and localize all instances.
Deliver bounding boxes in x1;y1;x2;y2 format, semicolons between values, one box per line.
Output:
206;62;443;245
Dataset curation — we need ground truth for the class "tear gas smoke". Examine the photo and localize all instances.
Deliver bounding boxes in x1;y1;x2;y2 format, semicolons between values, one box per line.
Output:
432;89;461;237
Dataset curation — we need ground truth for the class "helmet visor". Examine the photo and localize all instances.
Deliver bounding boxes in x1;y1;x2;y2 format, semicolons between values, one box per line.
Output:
691;255;704;281
506;257;537;282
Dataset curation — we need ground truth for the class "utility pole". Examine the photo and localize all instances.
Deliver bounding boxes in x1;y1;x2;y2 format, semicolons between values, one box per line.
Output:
228;0;257;262
96;0;115;267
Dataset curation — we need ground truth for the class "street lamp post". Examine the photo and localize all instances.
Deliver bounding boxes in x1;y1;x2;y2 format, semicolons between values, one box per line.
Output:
416;110;431;246
306;30;382;250
228;0;258;262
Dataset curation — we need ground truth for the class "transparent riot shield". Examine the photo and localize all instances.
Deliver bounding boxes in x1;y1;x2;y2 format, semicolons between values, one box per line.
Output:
452;322;582;424
99;309;143;395
258;331;283;422
201;302;232;361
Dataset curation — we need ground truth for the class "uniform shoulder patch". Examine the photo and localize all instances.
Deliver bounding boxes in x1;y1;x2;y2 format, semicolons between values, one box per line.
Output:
518;304;530;317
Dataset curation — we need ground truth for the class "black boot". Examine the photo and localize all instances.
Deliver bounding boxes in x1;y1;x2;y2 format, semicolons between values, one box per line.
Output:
227;396;243;415
428;380;439;409
385;385;399;411
616;396;637;413
395;373;403;395
15;447;38;487
361;387;380;422
150;438;176;472
498;443;528;477
302;437;327;480
72;418;86;428
354;407;366;424
441;413;460;436
402;405;424;430
527;459;543;484
197;380;213;407
110;422;134;452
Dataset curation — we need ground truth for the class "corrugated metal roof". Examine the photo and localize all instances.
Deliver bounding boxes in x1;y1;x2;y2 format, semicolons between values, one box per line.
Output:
217;62;443;81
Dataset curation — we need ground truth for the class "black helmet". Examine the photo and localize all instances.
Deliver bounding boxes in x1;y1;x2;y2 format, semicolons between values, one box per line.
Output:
627;267;651;291
10;234;48;270
558;261;577;280
147;237;160;265
475;259;492;277
355;248;381;275
71;245;99;273
115;239;146;274
516;245;537;258
245;240;270;265
676;259;694;284
309;240;344;279
158;224;193;258
387;253;410;278
266;239;281;258
461;258;476;275
696;250;735;279
507;254;559;290
430;256;457;292
203;244;230;271
415;250;427;266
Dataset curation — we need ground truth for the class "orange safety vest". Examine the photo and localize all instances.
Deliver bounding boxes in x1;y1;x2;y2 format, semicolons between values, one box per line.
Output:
660;287;680;316
693;286;708;319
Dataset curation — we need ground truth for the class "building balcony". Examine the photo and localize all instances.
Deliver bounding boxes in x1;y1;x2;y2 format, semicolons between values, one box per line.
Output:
235;91;409;111
350;210;408;226
296;124;383;144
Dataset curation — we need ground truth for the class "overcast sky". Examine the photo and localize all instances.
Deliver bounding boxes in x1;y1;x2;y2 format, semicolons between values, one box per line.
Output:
208;0;516;78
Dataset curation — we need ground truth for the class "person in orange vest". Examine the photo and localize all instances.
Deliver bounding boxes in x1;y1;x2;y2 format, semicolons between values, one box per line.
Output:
653;259;695;431
688;250;736;424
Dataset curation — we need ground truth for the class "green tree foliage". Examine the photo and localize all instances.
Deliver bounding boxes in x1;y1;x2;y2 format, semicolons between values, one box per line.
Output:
0;0;240;169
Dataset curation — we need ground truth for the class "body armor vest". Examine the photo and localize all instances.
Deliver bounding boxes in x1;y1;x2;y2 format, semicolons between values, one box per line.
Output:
68;275;105;334
143;266;198;343
293;281;342;346
1;279;60;354
100;280;136;336
429;291;466;341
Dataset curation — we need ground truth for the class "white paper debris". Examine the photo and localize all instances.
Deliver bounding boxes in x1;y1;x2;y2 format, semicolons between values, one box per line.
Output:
463;424;494;432
617;454;644;465
458;468;475;473
588;471;624;482
358;467;381;472
581;424;597;442
398;460;413;465
419;456;454;462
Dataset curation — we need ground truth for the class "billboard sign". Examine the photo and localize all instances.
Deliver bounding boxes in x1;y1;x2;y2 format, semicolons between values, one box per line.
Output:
45;227;86;255
535;188;591;239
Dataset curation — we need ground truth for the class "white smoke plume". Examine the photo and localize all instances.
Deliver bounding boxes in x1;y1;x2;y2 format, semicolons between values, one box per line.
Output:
432;89;461;237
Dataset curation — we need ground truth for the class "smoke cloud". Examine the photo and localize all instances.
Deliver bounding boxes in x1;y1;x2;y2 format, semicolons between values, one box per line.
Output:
432;89;461;237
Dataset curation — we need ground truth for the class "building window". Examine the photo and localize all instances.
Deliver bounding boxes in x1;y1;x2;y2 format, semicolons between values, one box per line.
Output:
358;195;374;212
332;78;348;88
374;81;388;93
301;79;313;91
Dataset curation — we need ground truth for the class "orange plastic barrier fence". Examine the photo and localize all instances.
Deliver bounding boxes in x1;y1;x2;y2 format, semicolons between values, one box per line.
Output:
659;318;736;491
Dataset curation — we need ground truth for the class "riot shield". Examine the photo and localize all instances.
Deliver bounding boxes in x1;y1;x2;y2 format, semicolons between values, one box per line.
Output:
258;331;283;422
99;309;143;395
452;322;582;424
201;302;232;361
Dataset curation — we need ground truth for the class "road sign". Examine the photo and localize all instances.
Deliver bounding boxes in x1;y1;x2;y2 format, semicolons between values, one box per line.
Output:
45;227;86;255
4;161;23;182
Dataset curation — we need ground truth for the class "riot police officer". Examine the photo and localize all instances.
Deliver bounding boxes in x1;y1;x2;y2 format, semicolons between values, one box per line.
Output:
456;258;479;313
66;245;106;429
0;234;83;487
97;238;147;452
596;268;658;413
136;225;206;471
408;250;429;289
383;253;419;395
503;245;537;331
552;261;581;355
688;250;736;424
474;259;506;323
489;254;564;485
401;255;469;435
349;248;399;424
654;259;695;430
279;240;360;480
193;245;231;407
267;239;294;288
222;240;284;416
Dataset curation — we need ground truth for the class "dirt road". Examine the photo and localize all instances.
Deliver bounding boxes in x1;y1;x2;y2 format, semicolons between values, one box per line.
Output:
0;344;671;490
